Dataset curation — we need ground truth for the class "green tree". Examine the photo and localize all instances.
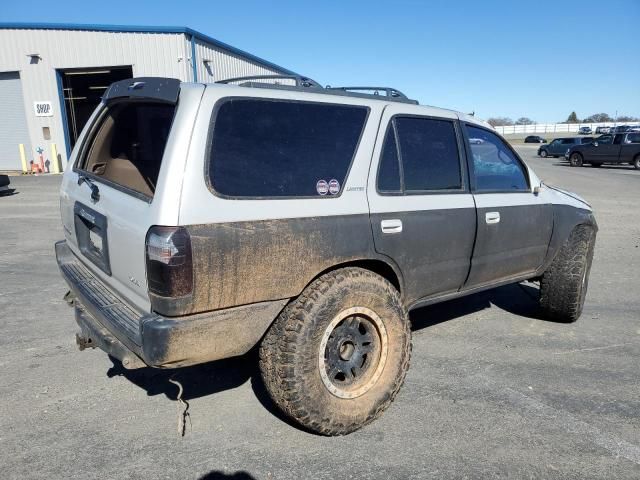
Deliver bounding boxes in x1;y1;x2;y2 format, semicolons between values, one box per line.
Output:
583;113;613;123
565;111;580;123
487;117;514;127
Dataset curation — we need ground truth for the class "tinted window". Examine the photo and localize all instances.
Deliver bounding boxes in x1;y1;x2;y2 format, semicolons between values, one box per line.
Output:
394;117;462;191
627;133;640;143
465;125;529;192
80;103;175;197
598;135;613;144
377;126;401;192
209;99;368;197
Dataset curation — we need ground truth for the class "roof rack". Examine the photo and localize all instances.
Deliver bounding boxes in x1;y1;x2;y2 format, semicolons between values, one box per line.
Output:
216;75;418;105
217;74;322;89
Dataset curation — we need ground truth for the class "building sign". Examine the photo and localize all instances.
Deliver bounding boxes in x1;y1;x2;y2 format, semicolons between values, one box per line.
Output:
34;101;53;117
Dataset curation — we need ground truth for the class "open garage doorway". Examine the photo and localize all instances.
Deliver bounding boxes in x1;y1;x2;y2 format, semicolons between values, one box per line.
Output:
58;66;133;150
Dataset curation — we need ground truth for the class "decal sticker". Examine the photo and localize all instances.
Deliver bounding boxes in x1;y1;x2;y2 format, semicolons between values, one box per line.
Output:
328;179;340;195
316;179;329;196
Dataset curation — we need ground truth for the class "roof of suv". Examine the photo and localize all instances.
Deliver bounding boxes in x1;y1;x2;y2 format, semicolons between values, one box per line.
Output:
199;79;493;130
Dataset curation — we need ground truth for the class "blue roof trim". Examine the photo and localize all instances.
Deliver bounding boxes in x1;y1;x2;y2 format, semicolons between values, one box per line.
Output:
0;22;297;76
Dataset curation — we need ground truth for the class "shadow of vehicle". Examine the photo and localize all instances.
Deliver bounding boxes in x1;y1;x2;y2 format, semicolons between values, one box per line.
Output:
0;188;17;197
410;281;546;332
199;471;256;480
107;281;552;429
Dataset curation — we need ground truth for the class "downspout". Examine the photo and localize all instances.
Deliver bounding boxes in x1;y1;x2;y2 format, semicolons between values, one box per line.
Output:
190;35;198;82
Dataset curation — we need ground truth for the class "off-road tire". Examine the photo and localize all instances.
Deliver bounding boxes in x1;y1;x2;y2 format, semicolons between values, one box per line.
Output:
539;149;548;158
539;225;596;322
633;155;640;170
259;267;411;436
569;153;583;167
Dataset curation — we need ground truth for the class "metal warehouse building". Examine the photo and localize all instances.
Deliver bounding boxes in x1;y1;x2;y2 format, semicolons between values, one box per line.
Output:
0;22;295;172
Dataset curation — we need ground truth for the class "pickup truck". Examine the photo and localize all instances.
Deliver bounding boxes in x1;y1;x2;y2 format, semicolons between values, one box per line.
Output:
567;132;640;168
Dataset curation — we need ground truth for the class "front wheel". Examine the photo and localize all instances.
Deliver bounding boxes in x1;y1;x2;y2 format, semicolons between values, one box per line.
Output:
539;150;548;158
259;267;411;436
539;226;596;322
569;153;583;167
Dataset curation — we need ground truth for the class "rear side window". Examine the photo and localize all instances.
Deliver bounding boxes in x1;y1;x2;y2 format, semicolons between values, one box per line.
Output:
208;99;368;197
465;125;529;192
627;133;640;143
376;116;462;193
79;103;175;198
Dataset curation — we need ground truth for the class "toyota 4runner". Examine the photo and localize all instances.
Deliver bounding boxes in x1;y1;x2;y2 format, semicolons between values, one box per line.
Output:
56;76;597;435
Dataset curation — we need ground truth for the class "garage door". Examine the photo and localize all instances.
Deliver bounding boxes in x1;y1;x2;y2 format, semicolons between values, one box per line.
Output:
0;72;31;171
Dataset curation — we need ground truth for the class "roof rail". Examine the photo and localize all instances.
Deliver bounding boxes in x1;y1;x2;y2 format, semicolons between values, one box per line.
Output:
326;85;418;105
217;74;322;89
216;76;418;104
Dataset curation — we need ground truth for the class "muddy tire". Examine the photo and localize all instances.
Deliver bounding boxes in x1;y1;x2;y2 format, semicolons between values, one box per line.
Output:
569;153;583;167
539;225;596;322
259;267;411;436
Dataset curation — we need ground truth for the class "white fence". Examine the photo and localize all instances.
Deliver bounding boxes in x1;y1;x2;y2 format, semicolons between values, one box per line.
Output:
494;122;638;135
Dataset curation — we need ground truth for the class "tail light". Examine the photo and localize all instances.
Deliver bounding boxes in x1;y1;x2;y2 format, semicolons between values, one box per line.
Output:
145;226;193;297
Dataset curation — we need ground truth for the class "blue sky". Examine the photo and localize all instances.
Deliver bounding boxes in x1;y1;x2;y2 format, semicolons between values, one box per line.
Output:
3;0;639;122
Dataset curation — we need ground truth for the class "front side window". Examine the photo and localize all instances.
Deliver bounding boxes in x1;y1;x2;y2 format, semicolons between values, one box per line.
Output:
561;138;576;145
465;125;529;192
376;116;462;193
208;99;368;197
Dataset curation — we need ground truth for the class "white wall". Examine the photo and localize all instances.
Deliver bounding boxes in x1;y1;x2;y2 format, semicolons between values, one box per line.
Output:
495;122;638;135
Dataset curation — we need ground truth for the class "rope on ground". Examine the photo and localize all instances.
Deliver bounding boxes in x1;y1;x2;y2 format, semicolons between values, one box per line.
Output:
169;376;191;437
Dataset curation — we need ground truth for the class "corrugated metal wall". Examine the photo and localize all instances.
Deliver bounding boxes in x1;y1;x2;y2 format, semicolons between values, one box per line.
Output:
0;27;292;170
191;37;286;82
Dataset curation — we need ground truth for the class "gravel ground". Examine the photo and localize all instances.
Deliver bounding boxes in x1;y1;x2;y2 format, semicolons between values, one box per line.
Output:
0;147;638;479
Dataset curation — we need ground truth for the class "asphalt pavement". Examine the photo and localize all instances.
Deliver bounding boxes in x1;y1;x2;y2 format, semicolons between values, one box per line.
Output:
0;147;638;479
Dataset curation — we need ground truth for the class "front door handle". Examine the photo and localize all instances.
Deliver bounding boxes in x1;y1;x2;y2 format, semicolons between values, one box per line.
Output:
485;212;500;224
381;219;403;234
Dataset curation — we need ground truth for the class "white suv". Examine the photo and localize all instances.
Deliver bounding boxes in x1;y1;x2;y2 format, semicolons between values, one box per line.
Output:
56;76;597;435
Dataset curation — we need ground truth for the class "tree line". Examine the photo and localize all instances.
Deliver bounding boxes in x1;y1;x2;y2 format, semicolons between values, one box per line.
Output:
487;112;640;127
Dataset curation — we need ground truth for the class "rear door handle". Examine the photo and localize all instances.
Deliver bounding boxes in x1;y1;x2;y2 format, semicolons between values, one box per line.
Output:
485;212;500;224
381;219;403;234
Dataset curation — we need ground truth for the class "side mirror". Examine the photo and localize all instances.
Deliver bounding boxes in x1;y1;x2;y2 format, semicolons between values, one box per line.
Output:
533;185;543;195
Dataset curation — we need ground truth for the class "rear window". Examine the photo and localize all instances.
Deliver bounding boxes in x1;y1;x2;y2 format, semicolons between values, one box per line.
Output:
79;102;175;197
208;99;368;198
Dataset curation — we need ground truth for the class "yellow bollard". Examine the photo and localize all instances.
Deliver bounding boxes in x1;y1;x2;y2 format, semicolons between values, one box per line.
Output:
18;144;28;173
50;143;60;174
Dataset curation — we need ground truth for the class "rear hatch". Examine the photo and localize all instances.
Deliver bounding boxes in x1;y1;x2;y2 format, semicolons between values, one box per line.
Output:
59;78;199;312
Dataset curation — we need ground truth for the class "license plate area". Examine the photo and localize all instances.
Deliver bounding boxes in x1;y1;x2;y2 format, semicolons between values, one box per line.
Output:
74;202;111;275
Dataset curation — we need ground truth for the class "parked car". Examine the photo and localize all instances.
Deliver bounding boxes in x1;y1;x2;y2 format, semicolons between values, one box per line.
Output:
55;76;598;436
567;132;640;168
524;135;547;143
0;174;11;195
578;126;592;135
469;137;485;144
595;126;611;134
538;137;593;158
613;125;634;133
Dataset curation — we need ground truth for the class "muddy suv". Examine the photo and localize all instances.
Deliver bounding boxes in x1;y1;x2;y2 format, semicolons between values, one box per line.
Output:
56;76;597;435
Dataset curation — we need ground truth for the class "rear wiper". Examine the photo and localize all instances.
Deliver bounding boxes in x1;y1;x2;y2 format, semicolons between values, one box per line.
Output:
77;175;100;202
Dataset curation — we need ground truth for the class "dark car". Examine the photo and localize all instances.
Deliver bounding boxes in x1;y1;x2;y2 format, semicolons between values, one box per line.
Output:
0;174;11;195
538;137;594;158
578;126;592;135
567;132;640;168
525;135;547;143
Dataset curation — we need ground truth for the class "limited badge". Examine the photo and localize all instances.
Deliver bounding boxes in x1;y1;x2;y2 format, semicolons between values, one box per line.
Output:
316;179;329;195
328;179;340;195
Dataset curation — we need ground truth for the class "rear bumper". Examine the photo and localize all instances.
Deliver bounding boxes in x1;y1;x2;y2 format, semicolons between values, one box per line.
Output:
56;240;287;368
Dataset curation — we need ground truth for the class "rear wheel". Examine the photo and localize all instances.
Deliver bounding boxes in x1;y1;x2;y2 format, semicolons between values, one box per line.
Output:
569;153;583;167
633;155;640;170
259;267;411;436
539;225;596;322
